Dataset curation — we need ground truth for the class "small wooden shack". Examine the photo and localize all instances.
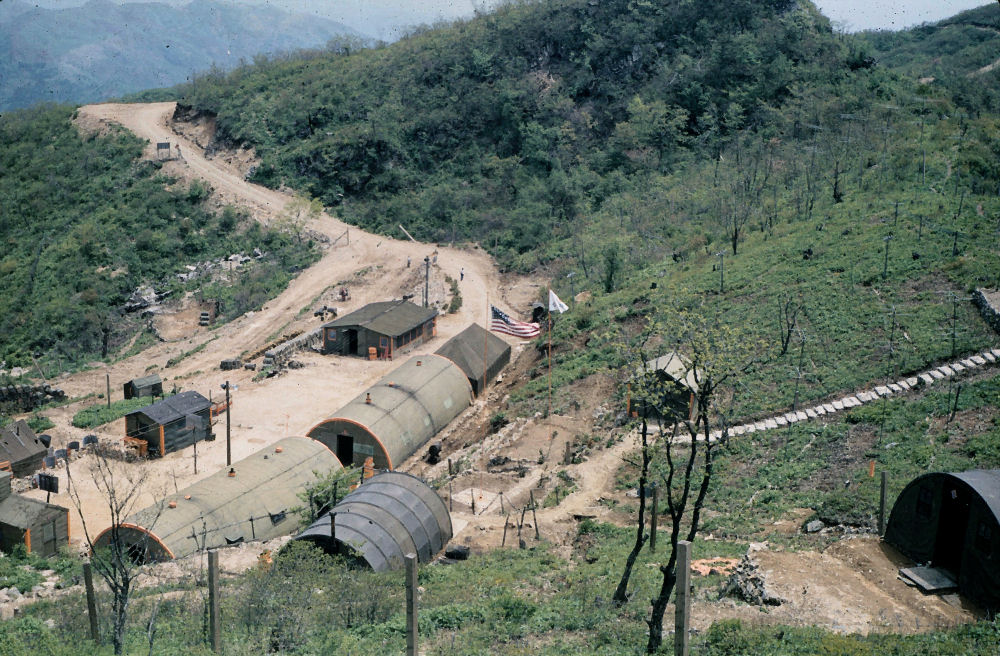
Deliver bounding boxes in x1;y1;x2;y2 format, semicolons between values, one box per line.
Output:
322;300;437;359
0;420;46;477
124;391;213;457
123;374;163;400
0;472;69;557
635;353;700;423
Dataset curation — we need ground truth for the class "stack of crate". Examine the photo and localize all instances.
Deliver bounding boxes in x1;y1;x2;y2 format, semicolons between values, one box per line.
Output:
199;311;210;327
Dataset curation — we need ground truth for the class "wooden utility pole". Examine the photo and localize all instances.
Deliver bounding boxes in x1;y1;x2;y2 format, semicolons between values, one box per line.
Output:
208;550;221;652
674;540;692;656
225;381;231;467
84;561;99;644
878;471;888;535
405;553;418;656
106;373;111;409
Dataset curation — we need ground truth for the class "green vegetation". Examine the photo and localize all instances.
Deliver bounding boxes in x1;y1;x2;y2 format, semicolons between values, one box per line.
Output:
71;397;157;429
164;338;215;368
0;105;318;371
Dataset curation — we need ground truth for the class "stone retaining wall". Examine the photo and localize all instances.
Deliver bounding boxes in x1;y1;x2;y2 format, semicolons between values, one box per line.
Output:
973;288;1000;334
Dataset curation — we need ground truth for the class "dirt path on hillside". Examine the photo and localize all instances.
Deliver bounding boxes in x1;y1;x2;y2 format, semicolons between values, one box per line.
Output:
24;102;537;541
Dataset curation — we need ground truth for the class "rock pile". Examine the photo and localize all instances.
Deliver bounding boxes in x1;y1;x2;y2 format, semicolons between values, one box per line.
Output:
721;544;784;607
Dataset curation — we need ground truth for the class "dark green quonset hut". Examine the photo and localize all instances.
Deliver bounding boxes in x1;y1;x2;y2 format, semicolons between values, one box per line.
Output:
435;323;511;396
307;354;472;470
884;469;1000;611
93;437;341;562
293;471;452;571
124;391;213;457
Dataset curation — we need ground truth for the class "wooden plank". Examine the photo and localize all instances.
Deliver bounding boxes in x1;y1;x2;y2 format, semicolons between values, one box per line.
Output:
899;566;957;593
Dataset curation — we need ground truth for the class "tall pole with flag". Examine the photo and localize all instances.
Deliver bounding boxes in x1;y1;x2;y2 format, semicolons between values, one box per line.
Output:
547;289;569;417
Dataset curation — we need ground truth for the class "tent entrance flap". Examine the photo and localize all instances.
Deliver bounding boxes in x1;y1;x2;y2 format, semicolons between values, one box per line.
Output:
337;434;354;467
935;486;971;573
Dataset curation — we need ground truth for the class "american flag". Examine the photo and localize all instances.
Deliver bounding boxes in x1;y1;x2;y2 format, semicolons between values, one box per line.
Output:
490;305;540;338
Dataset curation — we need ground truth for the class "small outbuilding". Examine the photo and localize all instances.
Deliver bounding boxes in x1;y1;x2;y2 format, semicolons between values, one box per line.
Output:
307;354;472;470
435;323;511;396
124;391;213;457
0;471;70;557
122;374;163;400
0;420;46;477
293;471;451;571
322;300;437;358
93;437;342;562
884;469;1000;611
635;352;700;423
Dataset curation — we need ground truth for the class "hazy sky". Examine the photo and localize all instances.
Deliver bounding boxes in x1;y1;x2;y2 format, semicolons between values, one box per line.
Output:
812;0;995;31
9;1;997;39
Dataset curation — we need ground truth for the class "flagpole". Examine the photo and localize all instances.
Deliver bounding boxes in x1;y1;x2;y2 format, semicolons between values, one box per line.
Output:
547;290;552;417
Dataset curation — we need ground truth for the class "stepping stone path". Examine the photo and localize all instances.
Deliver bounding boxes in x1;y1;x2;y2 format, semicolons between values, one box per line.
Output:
693;347;1000;442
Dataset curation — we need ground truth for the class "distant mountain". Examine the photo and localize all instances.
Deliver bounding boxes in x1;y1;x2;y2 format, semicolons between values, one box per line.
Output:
0;0;367;110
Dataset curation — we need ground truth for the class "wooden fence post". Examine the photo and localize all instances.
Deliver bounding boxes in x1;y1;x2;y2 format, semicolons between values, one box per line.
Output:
405;553;418;656
208;550;221;653
674;540;692;656
879;471;888;535
84;561;99;644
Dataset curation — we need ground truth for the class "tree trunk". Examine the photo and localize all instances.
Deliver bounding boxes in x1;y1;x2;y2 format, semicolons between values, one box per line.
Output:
613;418;650;606
646;564;677;653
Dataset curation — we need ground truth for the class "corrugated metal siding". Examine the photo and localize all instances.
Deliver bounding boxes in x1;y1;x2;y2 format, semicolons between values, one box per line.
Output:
93;437;342;561
294;471;451;571
307;355;472;469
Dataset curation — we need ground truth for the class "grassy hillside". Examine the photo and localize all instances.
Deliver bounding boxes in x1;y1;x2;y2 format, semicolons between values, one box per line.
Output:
0;105;318;371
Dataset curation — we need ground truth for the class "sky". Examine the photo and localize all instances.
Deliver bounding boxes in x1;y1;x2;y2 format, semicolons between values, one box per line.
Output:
8;1;997;39
812;0;995;32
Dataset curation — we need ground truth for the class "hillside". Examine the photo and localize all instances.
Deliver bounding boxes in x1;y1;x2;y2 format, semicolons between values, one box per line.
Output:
0;0;365;111
0;0;999;654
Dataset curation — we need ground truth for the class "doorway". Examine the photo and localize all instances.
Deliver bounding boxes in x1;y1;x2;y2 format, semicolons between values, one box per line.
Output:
336;433;354;467
934;484;971;573
346;329;358;355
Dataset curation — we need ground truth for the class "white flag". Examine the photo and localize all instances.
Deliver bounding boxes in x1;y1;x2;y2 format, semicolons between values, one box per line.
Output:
549;289;569;313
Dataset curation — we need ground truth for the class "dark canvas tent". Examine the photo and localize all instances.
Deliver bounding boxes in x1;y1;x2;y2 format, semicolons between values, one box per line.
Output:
294;471;451;571
435;323;511;396
307;355;472;470
322;300;437;358
0;419;46;476
884;469;1000;611
94;437;341;562
123;374;162;400
124;391;213;457
0;471;69;557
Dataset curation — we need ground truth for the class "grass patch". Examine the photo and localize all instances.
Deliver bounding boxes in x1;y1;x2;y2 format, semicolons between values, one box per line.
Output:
164;337;215;368
71;396;158;428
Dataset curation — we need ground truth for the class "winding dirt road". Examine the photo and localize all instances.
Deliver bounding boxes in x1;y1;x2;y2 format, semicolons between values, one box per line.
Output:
29;102;537;539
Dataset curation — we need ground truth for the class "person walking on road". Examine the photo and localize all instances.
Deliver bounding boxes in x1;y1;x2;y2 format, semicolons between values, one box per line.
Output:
460;267;465;281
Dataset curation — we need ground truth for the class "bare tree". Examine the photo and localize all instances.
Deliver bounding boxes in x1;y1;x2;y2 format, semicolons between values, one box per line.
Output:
612;413;651;606
632;308;767;654
777;296;803;356
66;445;164;655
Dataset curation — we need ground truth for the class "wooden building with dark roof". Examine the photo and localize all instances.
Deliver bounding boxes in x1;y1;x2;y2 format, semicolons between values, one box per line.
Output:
0;419;46;477
124;391;213;457
0;472;69;557
322;300;437;359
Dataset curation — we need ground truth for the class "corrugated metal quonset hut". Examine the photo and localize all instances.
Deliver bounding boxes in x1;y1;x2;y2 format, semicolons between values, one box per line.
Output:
124;391;213;457
307;354;472;470
435;323;511;396
0;472;70;557
92;437;341;562
884;469;1000;611
293;471;451;571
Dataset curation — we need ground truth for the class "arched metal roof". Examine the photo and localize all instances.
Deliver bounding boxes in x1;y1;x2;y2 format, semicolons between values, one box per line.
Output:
93;437;342;561
293;471;452;571
885;469;1000;611
306;354;472;469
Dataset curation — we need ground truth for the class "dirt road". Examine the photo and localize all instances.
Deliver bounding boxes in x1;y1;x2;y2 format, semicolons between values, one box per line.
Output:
28;102;537;540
